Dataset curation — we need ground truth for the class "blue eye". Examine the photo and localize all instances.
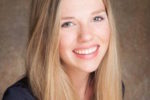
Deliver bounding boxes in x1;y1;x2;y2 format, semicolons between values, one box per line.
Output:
61;22;74;28
93;16;104;22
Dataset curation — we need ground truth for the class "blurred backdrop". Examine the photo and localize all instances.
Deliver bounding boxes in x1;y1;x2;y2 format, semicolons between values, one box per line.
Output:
0;0;150;100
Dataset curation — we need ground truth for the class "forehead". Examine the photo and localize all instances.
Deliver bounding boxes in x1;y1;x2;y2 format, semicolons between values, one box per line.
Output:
60;0;105;16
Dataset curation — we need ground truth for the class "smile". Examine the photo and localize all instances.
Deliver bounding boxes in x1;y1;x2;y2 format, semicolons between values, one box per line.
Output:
73;44;99;53
73;45;100;60
73;46;98;55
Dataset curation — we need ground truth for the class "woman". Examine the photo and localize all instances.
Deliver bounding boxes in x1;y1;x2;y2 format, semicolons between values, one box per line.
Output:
3;0;125;100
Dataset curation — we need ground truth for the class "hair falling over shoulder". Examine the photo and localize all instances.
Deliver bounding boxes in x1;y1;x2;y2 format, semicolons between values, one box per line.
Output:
25;0;123;100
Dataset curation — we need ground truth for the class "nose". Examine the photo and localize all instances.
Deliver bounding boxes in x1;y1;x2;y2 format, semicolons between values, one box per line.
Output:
78;24;93;43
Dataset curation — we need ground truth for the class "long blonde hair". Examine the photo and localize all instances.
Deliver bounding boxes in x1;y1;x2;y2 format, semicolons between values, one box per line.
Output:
25;0;122;100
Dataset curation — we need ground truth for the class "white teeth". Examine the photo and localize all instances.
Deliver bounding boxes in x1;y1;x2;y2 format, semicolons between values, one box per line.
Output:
74;46;97;55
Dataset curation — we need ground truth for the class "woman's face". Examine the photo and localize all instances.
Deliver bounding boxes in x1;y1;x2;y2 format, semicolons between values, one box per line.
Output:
59;0;110;73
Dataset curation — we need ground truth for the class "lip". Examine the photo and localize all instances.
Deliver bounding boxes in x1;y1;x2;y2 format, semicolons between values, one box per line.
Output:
72;45;100;60
73;44;99;51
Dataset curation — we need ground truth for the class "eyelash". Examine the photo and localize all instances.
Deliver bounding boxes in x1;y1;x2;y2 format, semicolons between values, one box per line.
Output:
61;21;74;28
61;16;104;28
93;16;104;22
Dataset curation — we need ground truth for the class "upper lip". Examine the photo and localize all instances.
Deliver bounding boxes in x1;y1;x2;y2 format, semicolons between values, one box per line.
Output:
73;44;100;51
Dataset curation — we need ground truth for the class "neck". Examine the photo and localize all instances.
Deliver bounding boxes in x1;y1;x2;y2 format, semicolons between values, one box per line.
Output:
66;68;93;100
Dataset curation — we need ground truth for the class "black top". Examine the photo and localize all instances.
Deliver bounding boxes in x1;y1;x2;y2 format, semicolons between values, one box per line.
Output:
2;77;125;100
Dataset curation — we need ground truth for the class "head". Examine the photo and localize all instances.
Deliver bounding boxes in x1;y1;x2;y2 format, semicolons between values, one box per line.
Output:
59;0;110;75
26;0;122;100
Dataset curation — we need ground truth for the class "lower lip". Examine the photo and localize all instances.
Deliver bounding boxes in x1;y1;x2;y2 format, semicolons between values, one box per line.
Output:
73;46;100;60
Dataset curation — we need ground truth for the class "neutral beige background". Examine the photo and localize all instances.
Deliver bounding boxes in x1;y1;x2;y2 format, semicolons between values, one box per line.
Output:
0;0;150;100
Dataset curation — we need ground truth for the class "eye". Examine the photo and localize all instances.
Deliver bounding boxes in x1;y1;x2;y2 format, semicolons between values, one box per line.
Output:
93;16;104;22
61;21;75;28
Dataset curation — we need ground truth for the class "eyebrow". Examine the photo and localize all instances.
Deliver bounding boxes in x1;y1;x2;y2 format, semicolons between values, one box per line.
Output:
91;9;105;15
61;17;75;20
61;9;106;20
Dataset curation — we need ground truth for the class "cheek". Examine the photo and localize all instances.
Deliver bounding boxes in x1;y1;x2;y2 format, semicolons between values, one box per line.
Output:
94;23;110;43
59;31;76;51
103;25;110;42
59;37;68;61
59;36;68;52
